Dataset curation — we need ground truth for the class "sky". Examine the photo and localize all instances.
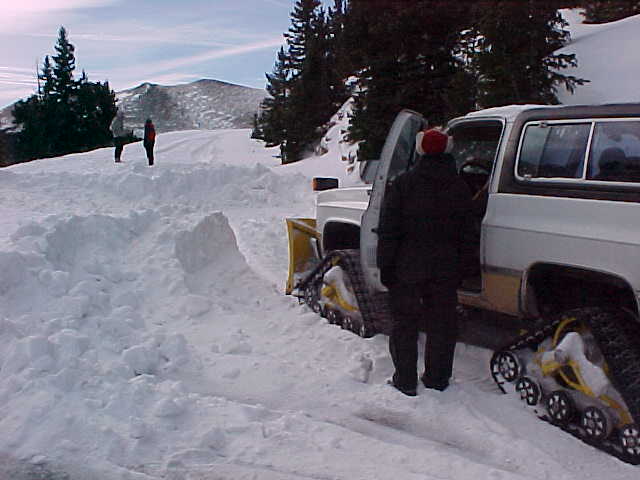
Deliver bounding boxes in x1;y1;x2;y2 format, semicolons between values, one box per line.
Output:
0;0;309;108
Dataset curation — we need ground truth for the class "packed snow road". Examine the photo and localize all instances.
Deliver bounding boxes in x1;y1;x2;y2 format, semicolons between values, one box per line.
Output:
0;129;637;479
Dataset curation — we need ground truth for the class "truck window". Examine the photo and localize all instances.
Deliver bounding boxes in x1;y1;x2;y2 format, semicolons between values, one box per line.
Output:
587;120;640;183
448;122;503;172
517;123;591;179
387;116;423;180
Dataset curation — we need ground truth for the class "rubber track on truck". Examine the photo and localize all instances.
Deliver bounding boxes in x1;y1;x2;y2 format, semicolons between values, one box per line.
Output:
492;307;640;464
294;249;393;335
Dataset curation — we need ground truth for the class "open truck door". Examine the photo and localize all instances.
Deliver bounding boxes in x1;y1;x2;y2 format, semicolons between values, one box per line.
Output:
360;110;426;292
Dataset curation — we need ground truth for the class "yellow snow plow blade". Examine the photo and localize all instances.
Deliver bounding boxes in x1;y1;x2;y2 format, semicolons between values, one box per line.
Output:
285;218;321;295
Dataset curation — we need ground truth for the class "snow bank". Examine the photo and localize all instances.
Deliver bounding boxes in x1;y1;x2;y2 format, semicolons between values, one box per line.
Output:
0;191;298;478
0;132;321;478
0;207;240;478
558;11;640;104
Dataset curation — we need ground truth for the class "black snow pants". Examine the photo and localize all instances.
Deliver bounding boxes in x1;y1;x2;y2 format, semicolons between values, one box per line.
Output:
114;137;124;162
388;278;459;391
144;141;155;166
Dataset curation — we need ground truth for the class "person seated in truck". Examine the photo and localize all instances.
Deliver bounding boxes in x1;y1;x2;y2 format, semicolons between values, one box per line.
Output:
594;147;627;181
377;128;476;396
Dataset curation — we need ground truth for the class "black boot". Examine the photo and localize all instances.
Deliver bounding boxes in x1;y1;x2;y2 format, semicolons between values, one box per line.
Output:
421;375;449;392
387;375;417;397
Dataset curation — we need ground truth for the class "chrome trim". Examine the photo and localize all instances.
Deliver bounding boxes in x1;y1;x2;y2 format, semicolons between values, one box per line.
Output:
515;120;592;182
581;122;596;180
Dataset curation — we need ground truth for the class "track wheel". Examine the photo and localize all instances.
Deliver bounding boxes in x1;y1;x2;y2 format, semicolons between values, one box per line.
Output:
326;308;342;326
495;351;521;382
348;316;375;338
342;315;354;332
546;390;576;425
515;377;541;406
304;281;322;314
358;321;376;339
580;406;612;442
620;424;640;461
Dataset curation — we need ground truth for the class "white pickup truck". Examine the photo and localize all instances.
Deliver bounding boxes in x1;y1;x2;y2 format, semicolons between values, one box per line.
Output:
286;104;640;463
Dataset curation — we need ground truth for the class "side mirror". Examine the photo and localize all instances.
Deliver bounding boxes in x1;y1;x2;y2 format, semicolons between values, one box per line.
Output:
312;177;339;191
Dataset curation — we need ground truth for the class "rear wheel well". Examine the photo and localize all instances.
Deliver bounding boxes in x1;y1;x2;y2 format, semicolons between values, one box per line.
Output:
524;264;639;318
323;222;360;253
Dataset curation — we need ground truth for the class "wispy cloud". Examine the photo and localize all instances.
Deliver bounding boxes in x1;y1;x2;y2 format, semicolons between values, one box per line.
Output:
14;14;280;52
150;37;285;72
22;24;260;49
110;36;285;80
0;67;37;87
0;71;37;107
0;66;36;74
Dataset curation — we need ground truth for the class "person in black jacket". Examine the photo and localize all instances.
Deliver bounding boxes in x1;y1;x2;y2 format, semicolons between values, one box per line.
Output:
143;118;156;166
377;128;475;396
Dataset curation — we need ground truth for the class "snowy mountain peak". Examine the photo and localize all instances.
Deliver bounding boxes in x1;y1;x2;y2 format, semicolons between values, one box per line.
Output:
115;78;266;134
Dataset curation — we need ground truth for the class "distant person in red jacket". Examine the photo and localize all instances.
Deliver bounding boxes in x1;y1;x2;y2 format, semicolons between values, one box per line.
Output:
143;118;156;166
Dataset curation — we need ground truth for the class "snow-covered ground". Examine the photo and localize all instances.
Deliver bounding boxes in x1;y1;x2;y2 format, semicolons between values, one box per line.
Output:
3;10;640;480
2;97;639;480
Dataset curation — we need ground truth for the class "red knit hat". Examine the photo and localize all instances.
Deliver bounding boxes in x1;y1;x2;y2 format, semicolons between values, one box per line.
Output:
415;128;453;155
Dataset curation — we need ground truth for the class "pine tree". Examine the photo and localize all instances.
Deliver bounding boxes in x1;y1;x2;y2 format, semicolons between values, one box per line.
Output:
51;26;77;100
257;0;352;163
326;0;351;110
38;56;55;98
0;129;13;167
473;0;587;108
13;26;117;161
74;76;117;151
285;0;322;76
582;0;640;23
258;46;291;147
13;96;50;159
282;0;335;163
347;0;475;160
342;0;374;73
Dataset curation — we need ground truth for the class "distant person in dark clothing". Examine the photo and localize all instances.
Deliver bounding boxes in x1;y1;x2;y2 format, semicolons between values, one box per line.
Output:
143;118;156;166
377;128;475;396
110;109;126;163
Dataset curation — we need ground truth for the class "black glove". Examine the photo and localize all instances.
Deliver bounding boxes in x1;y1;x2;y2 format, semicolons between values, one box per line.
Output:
380;267;397;288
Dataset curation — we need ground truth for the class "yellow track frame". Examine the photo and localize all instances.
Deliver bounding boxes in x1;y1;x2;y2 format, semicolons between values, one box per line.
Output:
539;316;632;426
321;281;359;313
